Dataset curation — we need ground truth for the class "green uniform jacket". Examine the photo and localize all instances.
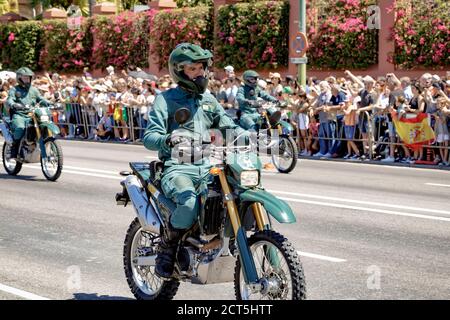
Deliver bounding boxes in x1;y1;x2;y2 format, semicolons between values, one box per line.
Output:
143;87;245;166
236;85;278;115
6;85;50;116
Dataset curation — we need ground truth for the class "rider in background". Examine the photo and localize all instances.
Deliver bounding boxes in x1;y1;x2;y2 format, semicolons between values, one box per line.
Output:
6;67;50;159
236;70;279;130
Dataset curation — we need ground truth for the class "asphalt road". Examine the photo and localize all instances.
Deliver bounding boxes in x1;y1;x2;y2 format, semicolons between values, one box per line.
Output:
0;139;449;300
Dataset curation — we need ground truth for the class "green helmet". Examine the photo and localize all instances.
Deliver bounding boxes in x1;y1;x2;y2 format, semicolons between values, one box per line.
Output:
16;67;34;89
243;70;259;88
168;43;213;95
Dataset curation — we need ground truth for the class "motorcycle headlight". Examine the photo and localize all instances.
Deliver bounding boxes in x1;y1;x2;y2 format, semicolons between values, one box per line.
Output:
240;170;259;187
40;115;49;122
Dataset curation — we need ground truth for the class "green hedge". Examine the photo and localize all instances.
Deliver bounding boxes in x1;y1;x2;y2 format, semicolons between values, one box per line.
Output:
149;6;213;71
91;11;151;70
307;0;378;70
1;1;447;73
39;19;93;71
216;1;289;70
0;21;43;71
390;0;449;69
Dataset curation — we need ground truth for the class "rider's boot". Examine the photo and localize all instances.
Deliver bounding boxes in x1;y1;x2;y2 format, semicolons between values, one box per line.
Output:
9;140;20;159
155;222;184;279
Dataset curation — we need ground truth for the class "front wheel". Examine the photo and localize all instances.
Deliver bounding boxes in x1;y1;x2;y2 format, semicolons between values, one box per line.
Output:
2;142;22;176
271;135;298;174
40;139;63;181
234;230;306;300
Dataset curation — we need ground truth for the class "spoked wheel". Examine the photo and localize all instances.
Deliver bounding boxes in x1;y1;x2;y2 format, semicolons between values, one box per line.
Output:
234;230;306;300
123;218;179;300
2;142;22;175
271;134;298;173
40;139;63;181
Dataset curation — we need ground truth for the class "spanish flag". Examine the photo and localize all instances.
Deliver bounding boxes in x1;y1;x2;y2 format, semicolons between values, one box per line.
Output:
391;112;435;151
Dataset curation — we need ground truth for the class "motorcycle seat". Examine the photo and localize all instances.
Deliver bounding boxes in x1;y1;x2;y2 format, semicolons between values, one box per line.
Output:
129;161;163;190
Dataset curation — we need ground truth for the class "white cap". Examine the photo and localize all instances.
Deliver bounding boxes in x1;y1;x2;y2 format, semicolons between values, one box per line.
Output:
257;79;267;89
432;74;441;82
224;65;234;72
362;75;375;83
106;65;114;75
272;72;281;79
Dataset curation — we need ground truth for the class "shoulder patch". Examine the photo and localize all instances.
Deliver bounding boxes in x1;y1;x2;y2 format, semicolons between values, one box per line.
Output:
201;102;216;113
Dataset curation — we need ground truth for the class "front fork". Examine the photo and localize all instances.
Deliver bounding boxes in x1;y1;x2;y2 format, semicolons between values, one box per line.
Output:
212;168;259;285
31;114;48;158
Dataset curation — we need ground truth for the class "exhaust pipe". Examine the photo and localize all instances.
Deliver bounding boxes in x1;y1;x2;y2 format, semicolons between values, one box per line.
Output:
0;122;13;145
124;175;162;235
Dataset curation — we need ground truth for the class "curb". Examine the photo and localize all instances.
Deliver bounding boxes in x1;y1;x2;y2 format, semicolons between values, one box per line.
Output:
299;155;450;171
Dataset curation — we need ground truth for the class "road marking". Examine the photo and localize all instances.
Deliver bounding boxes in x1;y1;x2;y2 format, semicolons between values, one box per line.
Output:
296;251;346;263
0;283;50;300
145;156;159;160
278;196;450;222
268;190;450;216
12;163;450;221
21;164;123;180
425;183;450;188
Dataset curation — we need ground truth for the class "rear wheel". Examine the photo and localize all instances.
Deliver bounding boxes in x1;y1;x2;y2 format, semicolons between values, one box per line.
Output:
234;230;306;300
40;139;63;181
2;142;22;175
271;135;298;173
124;218;180;300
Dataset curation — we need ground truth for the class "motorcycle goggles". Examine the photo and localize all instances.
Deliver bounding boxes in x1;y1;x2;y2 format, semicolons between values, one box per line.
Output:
176;58;212;72
19;75;32;85
246;77;258;84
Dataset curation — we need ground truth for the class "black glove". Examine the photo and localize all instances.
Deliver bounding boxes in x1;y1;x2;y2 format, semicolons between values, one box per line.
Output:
247;99;258;107
166;134;189;148
12;103;26;110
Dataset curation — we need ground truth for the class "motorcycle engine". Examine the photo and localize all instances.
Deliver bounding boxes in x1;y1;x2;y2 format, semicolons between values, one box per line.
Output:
25;126;36;143
201;189;225;236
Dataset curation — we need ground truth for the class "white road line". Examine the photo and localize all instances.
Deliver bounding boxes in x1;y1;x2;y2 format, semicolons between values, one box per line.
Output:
296;251;346;263
11;163;450;221
0;283;50;300
145;156;159;159
21;165;123;180
278;196;450;222
426;183;450;188
268;190;450;216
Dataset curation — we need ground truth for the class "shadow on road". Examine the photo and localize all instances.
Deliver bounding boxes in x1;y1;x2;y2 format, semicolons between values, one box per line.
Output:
0;173;46;182
71;293;134;300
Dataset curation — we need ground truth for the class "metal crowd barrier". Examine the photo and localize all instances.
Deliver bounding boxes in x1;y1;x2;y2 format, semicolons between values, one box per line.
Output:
53;103;148;142
289;109;449;163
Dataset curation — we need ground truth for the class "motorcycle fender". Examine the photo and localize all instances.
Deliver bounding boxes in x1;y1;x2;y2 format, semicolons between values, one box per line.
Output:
40;122;60;135
278;120;293;135
240;189;296;223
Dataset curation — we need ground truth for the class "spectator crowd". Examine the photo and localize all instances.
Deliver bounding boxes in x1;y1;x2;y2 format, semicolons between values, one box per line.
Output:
1;65;450;166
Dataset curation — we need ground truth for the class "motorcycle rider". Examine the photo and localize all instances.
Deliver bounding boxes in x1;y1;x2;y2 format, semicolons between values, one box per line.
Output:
143;43;248;279
236;70;280;130
6;67;51;159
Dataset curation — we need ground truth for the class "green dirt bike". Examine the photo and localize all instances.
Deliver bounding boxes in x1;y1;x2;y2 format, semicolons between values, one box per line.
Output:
0;102;64;181
117;108;306;300
245;99;298;174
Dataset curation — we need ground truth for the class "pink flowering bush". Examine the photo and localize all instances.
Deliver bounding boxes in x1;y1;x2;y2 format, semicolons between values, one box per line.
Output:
0;22;43;70
216;1;289;70
91;11;154;70
389;0;449;69
150;6;213;70
39;19;93;71
307;0;378;69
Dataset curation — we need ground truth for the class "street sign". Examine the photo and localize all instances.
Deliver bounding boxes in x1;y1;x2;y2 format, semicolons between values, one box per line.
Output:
291;31;309;58
290;57;308;64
